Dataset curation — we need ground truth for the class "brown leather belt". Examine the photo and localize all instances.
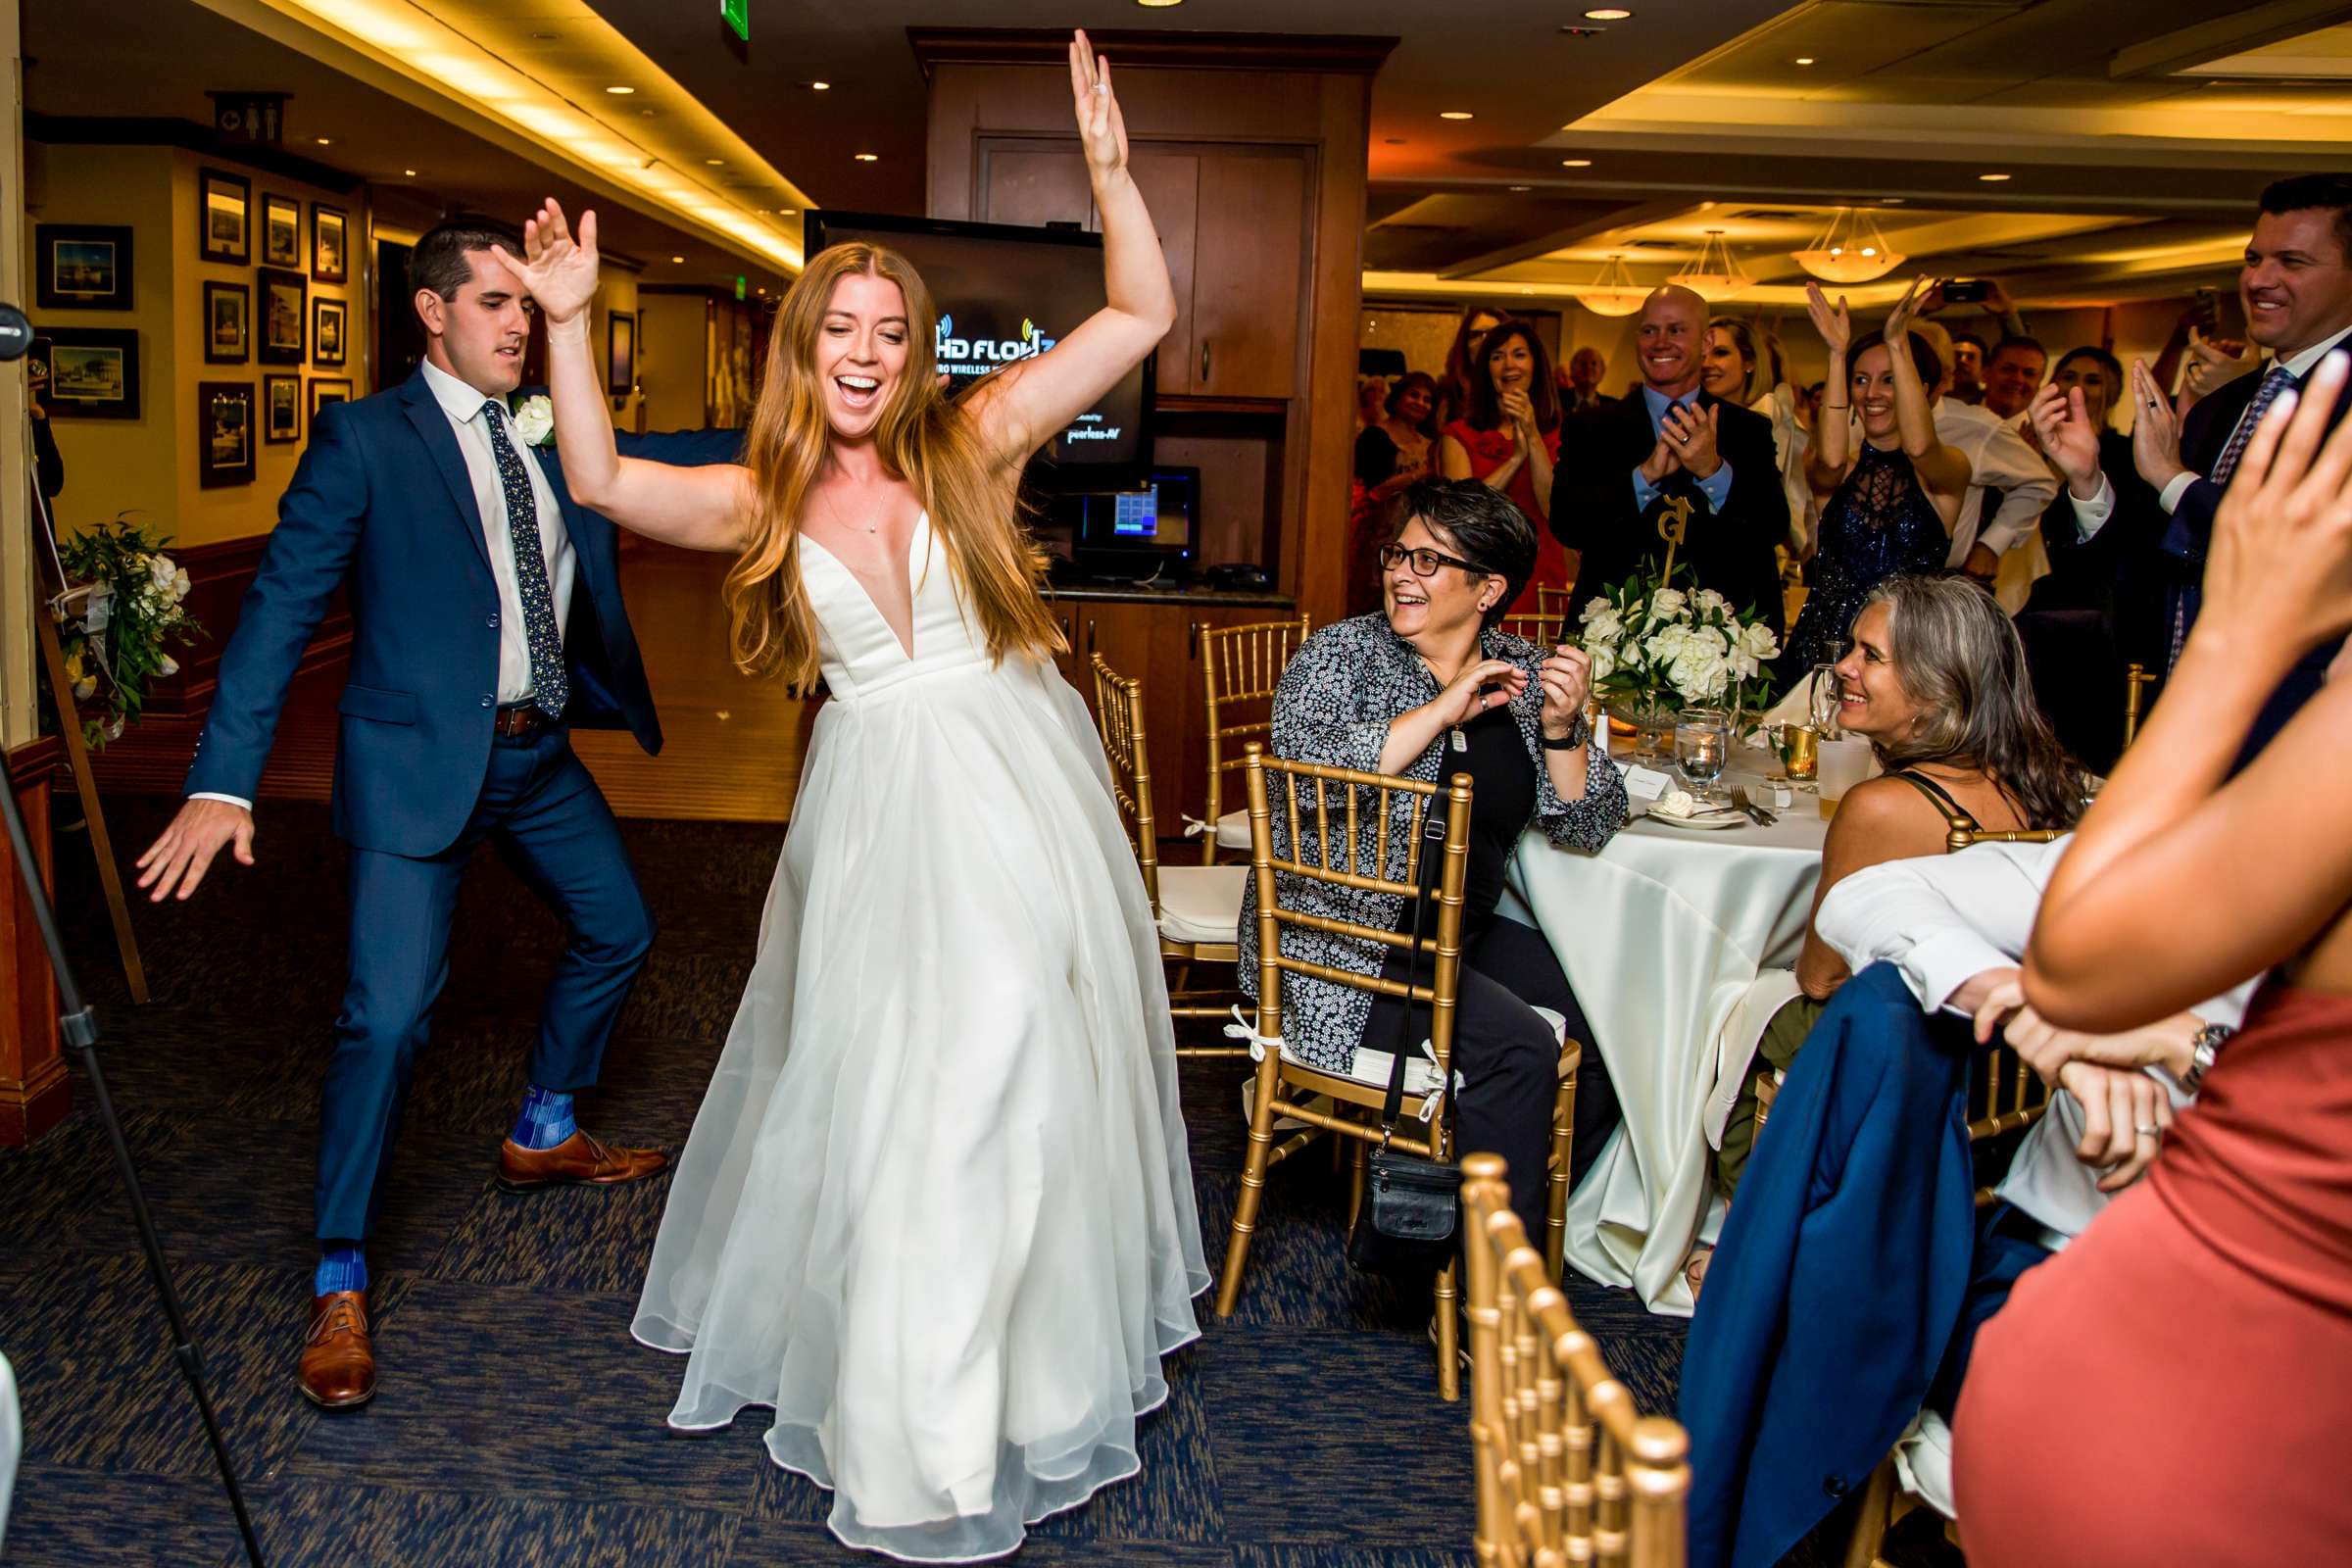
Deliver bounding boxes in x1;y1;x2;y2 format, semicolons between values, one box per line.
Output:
492;704;555;739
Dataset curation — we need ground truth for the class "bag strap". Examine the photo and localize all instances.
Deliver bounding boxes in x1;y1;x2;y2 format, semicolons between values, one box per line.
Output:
1381;755;1452;1143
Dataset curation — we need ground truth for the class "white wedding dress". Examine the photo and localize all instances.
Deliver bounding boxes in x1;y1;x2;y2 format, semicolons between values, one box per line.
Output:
632;512;1209;1562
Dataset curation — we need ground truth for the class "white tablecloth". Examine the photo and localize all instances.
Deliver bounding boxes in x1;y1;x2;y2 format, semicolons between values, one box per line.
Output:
1505;769;1830;1315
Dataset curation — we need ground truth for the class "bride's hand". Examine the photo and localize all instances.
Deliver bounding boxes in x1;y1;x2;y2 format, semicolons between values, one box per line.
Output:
1068;29;1129;183
492;199;600;327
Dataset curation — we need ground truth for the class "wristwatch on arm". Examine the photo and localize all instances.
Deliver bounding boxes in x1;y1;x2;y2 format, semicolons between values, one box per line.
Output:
2181;1021;2234;1093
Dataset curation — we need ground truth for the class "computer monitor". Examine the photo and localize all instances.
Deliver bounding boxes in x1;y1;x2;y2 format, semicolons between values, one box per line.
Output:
1071;466;1200;580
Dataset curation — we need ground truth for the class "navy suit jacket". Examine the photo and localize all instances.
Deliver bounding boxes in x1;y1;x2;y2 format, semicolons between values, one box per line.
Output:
2161;358;2352;755
1678;965;1979;1568
1554;389;1788;638
185;368;741;858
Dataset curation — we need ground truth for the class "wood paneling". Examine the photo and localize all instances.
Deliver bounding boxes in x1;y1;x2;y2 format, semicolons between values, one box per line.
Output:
980;146;1093;229
141;532;352;717
1192;152;1307;400
1;738;67;1147
1128;153;1200;402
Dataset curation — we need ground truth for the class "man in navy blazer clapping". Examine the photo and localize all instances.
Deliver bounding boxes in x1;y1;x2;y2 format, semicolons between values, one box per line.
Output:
137;219;740;1410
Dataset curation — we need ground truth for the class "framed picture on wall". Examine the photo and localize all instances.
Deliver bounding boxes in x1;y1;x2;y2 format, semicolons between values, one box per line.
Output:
264;373;302;444
203;280;250;364
258;267;307;365
199;380;256;488
32;328;141;419
311;203;349;284
34;224;135;311
199;168;251;265
311;377;353;417
262;193;302;269
607;310;635;393
312;296;347;367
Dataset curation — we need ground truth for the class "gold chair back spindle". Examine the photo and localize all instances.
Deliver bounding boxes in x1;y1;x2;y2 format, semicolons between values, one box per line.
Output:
2121;662;2155;751
1224;745;1586;1399
1465;1153;1688;1567
1198;614;1311;863
1092;653;1249;1043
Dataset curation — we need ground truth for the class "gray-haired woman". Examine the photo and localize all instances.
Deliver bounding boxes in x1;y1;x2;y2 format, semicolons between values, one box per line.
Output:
1240;477;1629;1244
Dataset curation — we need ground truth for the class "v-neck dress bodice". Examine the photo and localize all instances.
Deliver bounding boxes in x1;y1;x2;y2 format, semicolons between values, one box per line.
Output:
634;505;1208;1562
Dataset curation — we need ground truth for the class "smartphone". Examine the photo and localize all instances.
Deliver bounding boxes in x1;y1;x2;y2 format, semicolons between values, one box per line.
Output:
1941;278;1991;305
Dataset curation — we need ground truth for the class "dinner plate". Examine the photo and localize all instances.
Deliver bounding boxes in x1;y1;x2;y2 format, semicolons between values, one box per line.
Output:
1642;806;1746;831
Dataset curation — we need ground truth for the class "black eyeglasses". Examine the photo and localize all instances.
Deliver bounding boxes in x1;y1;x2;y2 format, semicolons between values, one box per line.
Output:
1379;543;1488;578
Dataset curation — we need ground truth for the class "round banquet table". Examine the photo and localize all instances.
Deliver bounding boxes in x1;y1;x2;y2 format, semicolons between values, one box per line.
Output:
1503;759;1831;1315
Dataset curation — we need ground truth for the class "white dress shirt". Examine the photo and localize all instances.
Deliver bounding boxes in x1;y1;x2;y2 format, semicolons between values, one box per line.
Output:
190;360;575;812
2071;321;2352;534
1931;400;2058;567
1813;837;2252;1248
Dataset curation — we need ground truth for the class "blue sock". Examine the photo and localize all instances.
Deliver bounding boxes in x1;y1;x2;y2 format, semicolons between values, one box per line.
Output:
315;1243;367;1297
510;1083;577;1151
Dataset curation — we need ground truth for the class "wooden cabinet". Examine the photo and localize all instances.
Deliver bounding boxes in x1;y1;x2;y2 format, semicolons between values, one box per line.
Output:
1050;596;1297;834
974;143;1306;402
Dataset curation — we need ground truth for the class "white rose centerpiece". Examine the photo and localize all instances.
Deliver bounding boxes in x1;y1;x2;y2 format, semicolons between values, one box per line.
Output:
1573;564;1781;759
52;515;205;752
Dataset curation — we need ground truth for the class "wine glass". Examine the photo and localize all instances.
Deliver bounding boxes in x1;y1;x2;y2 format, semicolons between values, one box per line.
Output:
1807;662;1844;738
1674;707;1731;799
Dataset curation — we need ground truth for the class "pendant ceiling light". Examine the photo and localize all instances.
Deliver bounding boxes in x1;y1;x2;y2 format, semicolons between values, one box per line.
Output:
1791;207;1907;284
1579;254;1647;318
1667;228;1751;302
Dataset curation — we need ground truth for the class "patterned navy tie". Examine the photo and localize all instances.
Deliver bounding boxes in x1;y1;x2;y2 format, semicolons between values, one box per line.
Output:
480;400;567;717
2169;365;2296;670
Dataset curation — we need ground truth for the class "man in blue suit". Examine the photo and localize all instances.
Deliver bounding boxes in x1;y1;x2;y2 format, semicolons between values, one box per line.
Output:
136;219;741;1409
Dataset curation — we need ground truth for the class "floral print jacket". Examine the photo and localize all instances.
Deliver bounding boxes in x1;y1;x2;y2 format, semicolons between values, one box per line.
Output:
1237;613;1628;1072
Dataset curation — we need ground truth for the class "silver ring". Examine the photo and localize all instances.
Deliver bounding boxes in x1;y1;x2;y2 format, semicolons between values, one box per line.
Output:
2134;1123;2162;1139
1093;81;1107;96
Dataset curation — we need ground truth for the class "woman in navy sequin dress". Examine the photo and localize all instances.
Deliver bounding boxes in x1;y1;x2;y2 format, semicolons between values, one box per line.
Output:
1785;278;1973;672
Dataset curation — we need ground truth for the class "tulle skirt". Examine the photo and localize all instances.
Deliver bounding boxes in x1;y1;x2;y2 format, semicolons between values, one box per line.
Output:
631;654;1209;1562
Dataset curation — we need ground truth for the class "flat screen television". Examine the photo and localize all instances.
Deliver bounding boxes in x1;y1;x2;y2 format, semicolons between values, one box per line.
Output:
801;210;1152;488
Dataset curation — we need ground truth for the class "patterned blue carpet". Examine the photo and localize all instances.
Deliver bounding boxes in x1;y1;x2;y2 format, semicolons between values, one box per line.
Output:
0;802;1953;1566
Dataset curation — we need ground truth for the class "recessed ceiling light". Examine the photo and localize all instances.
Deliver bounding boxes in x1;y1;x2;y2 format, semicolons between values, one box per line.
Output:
403;169;416;177
315;136;330;146
670;256;684;264
1979;172;2011;181
1136;0;1186;8
639;110;656;118
1439;110;1473;121
1561;158;1593;168
1882;196;1905;204
1508;184;1531;192
1794;57;1815;66
855;152;879;162
810;80;831;90
1584;7;1634;19
706;158;725;167
529;31;556;40
605;85;634;95
777;208;797;215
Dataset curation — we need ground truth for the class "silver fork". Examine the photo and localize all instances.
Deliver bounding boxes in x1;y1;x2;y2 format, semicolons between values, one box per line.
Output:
1727;784;1777;826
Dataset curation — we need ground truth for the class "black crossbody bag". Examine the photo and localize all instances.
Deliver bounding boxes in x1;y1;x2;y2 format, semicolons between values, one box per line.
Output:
1346;766;1462;1278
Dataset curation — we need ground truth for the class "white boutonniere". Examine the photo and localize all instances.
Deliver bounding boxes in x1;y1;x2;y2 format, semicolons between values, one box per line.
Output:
509;393;556;448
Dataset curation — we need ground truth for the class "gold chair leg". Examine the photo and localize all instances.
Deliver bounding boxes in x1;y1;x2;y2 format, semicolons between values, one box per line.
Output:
1546;1054;1580;1278
1839;1454;1901;1568
1216;1052;1285;1317
1433;1259;1461;1402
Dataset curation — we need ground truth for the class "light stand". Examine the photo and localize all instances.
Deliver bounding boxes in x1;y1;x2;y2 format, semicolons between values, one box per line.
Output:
2;300;266;1565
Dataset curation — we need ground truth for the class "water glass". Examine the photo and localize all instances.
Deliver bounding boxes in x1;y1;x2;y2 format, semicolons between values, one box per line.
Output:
1674;707;1731;795
1817;736;1875;803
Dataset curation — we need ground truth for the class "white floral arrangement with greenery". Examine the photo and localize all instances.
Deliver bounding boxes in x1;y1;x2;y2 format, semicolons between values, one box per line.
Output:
53;516;203;749
1575;566;1781;718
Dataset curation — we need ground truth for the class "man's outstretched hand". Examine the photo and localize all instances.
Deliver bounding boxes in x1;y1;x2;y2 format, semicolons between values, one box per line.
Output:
137;798;256;902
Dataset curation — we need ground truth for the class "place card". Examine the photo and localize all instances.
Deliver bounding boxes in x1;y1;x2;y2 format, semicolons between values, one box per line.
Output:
1619;763;1675;803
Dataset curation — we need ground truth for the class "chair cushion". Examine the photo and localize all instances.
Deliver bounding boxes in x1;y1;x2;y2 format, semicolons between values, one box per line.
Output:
1157;864;1248;946
1214;808;1251;850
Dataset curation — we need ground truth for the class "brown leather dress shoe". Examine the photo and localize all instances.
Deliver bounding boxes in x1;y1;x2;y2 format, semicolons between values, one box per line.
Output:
496;1129;671;1193
299;1290;376;1409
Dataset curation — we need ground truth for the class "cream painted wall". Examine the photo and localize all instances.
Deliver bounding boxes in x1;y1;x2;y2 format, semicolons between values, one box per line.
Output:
639;291;707;433
591;264;643;436
25;141;369;549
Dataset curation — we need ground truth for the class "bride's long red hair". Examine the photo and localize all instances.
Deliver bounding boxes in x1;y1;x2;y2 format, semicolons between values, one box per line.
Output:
723;242;1067;689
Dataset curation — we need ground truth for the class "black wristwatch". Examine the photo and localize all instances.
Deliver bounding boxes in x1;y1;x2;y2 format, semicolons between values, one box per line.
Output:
1539;714;1589;751
2181;1022;2233;1093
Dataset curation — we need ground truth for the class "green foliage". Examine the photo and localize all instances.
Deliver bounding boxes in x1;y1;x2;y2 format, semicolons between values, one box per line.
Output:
52;515;205;751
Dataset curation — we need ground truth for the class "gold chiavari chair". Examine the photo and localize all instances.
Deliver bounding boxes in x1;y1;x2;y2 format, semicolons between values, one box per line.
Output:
1194;614;1312;864
1498;612;1560;648
1219;744;1585;1399
1536;583;1578;631
1091;654;1250;1044
2122;662;2156;751
1463;1153;1689;1568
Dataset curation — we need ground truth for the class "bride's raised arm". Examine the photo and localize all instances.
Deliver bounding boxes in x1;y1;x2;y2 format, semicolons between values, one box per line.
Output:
494;202;754;553
963;31;1177;468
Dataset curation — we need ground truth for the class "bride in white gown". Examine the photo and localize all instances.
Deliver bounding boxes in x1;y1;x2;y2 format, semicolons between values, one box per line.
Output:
501;33;1208;1561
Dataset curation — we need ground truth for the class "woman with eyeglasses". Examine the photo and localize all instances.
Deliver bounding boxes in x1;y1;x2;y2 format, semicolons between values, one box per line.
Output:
1239;478;1629;1248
